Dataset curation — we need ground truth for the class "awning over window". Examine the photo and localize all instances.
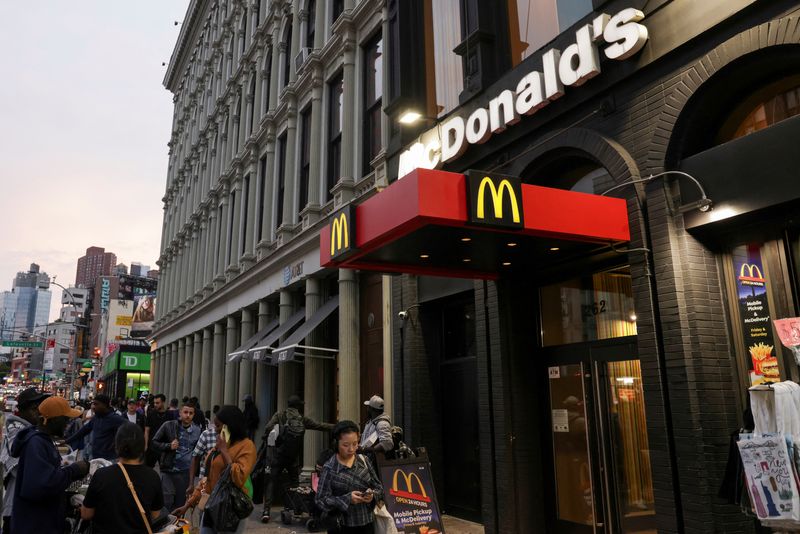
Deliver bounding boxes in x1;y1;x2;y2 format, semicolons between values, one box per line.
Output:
227;318;279;363
246;308;306;363
272;295;339;365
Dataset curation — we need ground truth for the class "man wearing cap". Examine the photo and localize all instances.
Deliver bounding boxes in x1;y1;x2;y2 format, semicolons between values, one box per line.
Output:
260;394;335;523
66;394;126;461
0;388;48;534
360;395;393;455
242;394;259;441
11;396;89;534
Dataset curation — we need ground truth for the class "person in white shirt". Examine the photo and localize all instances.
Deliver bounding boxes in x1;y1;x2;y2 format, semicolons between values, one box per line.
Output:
125;399;145;430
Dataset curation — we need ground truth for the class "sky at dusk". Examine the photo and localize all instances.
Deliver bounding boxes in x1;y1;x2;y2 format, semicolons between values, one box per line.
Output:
0;1;190;321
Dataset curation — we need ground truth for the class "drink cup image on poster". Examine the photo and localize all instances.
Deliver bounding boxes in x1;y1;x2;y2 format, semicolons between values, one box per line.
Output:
732;245;779;385
380;460;445;533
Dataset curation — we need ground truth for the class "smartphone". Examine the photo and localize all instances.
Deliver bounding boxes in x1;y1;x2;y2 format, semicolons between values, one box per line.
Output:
220;425;231;444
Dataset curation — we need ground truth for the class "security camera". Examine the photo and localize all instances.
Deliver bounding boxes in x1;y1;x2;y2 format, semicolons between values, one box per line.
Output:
398;310;408;320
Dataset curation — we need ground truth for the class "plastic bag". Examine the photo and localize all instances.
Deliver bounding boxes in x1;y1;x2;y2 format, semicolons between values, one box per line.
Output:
205;466;254;531
374;503;399;534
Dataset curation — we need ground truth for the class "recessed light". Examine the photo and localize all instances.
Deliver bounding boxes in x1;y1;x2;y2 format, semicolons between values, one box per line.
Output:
460;237;471;242
629;314;637;321
420;254;429;259
549;247;560;251
502;262;511;266
507;242;517;247
462;258;471;263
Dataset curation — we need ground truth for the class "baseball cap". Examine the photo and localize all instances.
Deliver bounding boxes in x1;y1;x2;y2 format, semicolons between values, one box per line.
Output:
17;388;50;409
363;395;384;410
242;394;253;403
39;396;82;422
287;394;304;407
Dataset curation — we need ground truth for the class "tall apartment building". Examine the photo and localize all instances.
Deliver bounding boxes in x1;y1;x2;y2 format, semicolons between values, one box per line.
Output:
0;264;52;340
75;246;117;288
153;0;388;475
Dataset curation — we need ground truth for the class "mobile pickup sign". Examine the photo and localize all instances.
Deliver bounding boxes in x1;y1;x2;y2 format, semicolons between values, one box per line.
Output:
379;455;445;534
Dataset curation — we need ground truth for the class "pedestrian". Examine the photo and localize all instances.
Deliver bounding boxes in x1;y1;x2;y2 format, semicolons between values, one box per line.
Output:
242;394;259;441
185;423;218;501
80;422;165;534
0;388;49;534
144;393;168;468
124;398;146;430
260;394;335;523
11;396;90;534
316;420;384;534
67;394;126;461
359;395;393;461
191;397;207;430
173;405;257;534
151;402;201;511
166;398;180;421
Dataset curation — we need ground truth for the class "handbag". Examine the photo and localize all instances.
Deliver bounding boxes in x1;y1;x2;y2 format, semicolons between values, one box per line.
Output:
374;502;399;534
205;465;254;531
119;463;179;534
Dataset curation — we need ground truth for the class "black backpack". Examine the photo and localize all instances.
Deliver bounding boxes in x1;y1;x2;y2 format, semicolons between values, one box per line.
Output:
275;410;305;461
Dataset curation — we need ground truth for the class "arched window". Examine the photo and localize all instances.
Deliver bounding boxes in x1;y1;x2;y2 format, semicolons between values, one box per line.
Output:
717;74;800;143
281;21;293;88
522;151;612;195
262;50;272;114
306;0;316;49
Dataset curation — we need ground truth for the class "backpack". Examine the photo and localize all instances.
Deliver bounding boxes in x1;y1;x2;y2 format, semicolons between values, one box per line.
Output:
275;410;305;462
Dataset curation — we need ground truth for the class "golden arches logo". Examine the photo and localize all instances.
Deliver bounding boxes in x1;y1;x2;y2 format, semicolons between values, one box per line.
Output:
476;177;521;223
330;213;349;256
389;469;431;502
739;263;765;282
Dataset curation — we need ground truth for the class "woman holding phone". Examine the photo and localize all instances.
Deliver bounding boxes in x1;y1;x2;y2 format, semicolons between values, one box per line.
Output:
174;405;256;534
316;420;384;534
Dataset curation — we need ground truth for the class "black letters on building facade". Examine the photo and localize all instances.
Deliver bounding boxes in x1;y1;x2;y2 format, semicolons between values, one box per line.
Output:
370;1;800;533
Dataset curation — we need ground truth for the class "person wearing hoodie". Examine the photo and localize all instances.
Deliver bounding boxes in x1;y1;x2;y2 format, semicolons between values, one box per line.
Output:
0;388;49;534
66;394;126;461
11;396;89;534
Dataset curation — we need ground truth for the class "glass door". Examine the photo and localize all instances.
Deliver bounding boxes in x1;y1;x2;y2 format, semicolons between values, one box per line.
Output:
544;340;656;534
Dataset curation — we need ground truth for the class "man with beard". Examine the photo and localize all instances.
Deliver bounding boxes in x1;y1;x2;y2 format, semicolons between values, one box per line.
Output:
11;396;89;533
0;388;49;534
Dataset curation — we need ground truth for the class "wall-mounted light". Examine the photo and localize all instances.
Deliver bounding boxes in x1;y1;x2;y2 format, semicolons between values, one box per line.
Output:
398;110;423;124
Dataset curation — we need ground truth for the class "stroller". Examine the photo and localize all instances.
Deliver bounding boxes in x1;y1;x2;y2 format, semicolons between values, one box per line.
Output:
280;449;339;532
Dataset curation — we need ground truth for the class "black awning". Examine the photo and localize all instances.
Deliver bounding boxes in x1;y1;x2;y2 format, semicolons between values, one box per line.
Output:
227;317;280;363
247;307;306;362
272;296;339;364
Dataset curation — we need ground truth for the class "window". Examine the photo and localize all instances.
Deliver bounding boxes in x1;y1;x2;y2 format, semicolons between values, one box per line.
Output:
282;23;293;88
424;0;463;117
214;205;223;269
240;13;247;55
507;0;592;67
523;156;612;195
241;174;250;255
255;0;261;27
327;74;343;201
306;0;316;49
262;51;272;115
275;133;287;228
299;107;312;210
226;189;236;263
331;0;344;24
234;92;242;155
362;35;383;172
718;75;800;143
249;75;257;134
257;156;267;242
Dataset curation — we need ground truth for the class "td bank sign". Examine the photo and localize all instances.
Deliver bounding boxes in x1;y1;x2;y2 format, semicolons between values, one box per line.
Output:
398;8;648;178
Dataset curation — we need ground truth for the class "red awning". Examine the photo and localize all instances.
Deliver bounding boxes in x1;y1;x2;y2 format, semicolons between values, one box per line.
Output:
320;169;630;279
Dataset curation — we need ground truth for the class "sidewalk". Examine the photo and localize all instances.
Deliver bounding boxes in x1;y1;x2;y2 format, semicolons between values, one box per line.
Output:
241;507;311;533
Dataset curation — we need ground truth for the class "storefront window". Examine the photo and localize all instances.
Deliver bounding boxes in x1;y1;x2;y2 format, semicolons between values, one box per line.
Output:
540;266;637;346
524;157;613;195
424;0;464;117
718;75;800;143
507;0;592;67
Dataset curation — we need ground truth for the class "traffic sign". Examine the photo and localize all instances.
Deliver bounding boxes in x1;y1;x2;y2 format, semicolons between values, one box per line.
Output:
1;341;43;348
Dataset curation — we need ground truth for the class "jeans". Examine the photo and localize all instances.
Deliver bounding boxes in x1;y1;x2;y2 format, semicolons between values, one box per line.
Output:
262;460;300;513
161;470;190;510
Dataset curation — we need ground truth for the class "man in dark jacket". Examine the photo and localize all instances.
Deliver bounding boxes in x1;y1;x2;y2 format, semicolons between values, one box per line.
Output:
151;403;201;510
123;398;146;429
66;394;126;461
11;396;89;534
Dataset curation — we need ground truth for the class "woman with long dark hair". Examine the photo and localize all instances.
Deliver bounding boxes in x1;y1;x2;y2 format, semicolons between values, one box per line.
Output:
316;420;384;534
81;422;164;533
174;405;256;534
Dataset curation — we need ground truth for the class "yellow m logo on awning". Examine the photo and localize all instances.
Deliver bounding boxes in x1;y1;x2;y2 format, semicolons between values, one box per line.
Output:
476;177;521;223
331;212;349;256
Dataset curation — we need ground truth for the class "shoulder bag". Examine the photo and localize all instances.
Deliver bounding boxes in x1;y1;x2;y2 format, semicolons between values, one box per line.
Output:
119;463;180;534
205;465;254;531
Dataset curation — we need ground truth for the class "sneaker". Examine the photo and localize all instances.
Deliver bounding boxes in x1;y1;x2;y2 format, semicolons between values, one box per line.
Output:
261;511;270;523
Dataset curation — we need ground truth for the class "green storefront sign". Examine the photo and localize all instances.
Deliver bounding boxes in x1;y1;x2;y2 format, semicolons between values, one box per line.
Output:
103;351;151;375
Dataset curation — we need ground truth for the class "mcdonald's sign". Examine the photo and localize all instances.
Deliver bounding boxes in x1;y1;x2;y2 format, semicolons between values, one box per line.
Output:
389;468;432;503
329;206;356;260
466;170;524;229
738;263;766;284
